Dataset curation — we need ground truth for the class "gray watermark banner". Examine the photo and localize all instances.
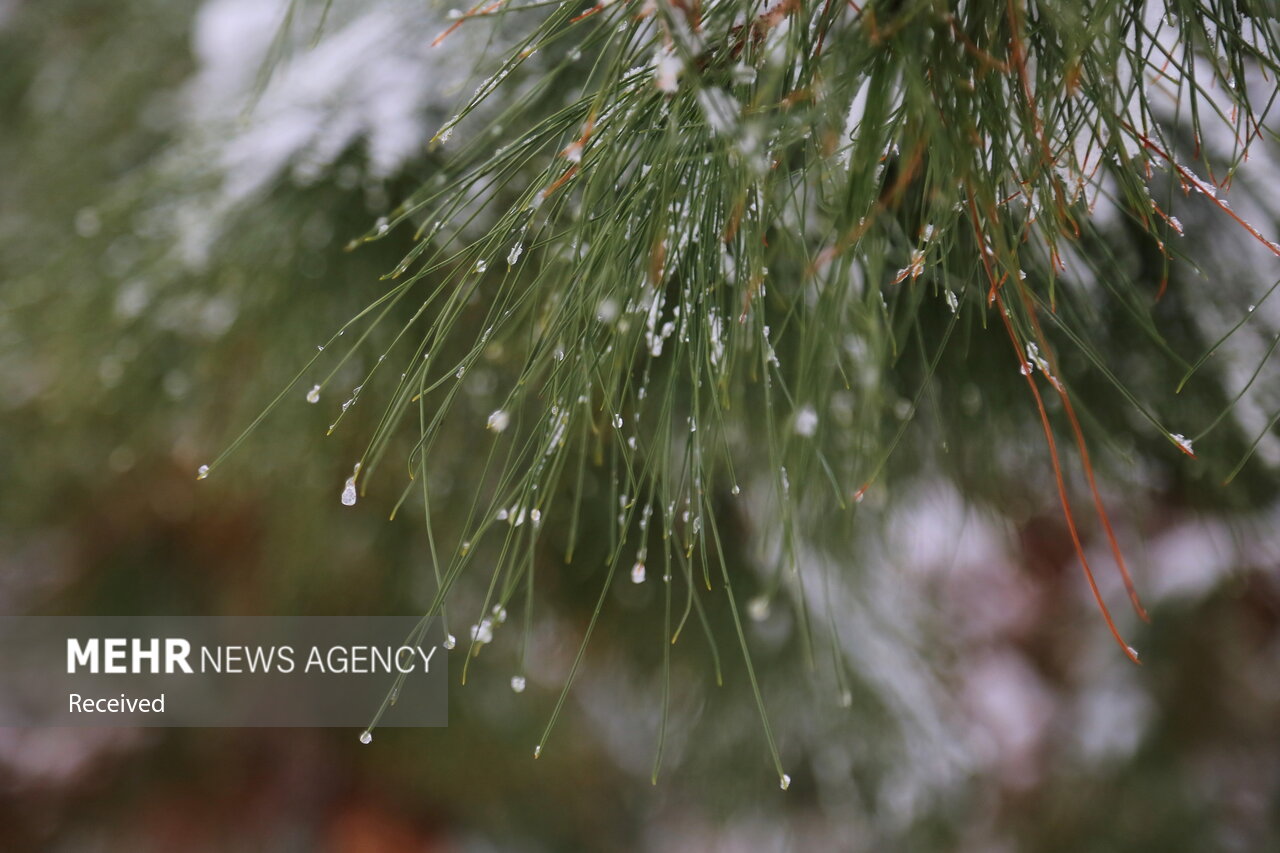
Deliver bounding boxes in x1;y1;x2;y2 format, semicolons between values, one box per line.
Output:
0;616;447;727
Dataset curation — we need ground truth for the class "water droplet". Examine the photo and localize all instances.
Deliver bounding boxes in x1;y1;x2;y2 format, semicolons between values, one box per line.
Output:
747;596;770;621
612;413;623;429
779;774;791;791
443;634;457;650
631;562;646;584
507;243;523;265
375;217;389;236
596;298;619;323
306;384;321;404
474;259;488;274
839;689;852;708
341;476;358;506
487;409;510;432
359;730;373;744
511;675;526;693
533;744;542;758
196;464;210;480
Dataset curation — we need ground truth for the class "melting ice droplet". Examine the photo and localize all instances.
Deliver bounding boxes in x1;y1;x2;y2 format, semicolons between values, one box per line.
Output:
306;384;321;404
359;731;373;745
631;562;646;584
341;476;358;506
510;675;526;693
443;634;456;650
1171;433;1194;456
196;465;210;480
487;410;510;432
779;774;791;791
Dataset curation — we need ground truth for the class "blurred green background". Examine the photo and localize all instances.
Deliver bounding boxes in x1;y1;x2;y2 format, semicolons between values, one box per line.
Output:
1;1;1278;850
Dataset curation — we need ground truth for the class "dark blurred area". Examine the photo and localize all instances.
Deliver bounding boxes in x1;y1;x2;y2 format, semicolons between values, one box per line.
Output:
1;1;1278;851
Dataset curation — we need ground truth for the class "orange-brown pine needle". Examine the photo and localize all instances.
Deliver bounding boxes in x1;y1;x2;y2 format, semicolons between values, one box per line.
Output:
995;293;1142;664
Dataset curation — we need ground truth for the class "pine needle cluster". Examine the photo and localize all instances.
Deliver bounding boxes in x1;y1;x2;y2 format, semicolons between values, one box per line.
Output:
204;0;1280;778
